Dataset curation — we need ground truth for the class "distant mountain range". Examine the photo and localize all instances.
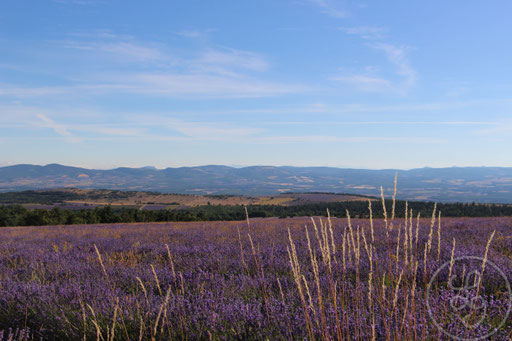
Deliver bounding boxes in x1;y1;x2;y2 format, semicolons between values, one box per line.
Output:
1;164;512;203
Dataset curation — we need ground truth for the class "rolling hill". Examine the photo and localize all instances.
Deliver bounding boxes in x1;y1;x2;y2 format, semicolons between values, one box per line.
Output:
1;164;512;203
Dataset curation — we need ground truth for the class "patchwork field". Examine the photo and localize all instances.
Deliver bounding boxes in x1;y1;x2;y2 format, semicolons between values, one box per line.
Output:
0;189;374;211
1;214;512;340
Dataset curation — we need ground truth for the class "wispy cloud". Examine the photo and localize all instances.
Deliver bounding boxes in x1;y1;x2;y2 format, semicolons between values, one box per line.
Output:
96;72;306;98
372;43;417;90
331;74;393;92
169;122;262;140
53;0;105;4
2;34;305;99
332;43;417;94
2;103;499;147
261;120;499;126
326;5;418;95
0;84;71;97
122;115;262;141
308;0;349;18
176;30;203;39
1;106;137;140
175;29;215;39
63;40;168;63
36;114;81;142
254;135;445;144
65;36;269;72
476;121;512;135
197;48;268;72
0;75;305;99
2;105;263;142
64;124;146;137
340;26;386;40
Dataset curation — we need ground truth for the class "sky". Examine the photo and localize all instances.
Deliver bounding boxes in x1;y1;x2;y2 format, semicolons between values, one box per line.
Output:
1;1;512;170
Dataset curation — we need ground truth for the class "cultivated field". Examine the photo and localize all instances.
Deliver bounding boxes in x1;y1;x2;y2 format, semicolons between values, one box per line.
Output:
1;188;372;211
1;212;512;339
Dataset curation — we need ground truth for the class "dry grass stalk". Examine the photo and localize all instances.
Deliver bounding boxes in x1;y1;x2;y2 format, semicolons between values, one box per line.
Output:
392;268;404;310
366;269;377;341
395;226;401;274
236;227;248;271
109;298;119;341
244;205;251;233
321;219;332;271
361;227;372;271
150;264;163;297
423;242;428;279
356;225;361;267
368;199;375;243
165;244;176;281
92;245;130;340
448;238;456;281
404;200;409;232
305;225;328;333
327;209;337;262
436;211;442;262
404;218;409;267
302;274;317;327
179;272;185;296
409;209;413;265
342;227;347;272
427;203;437;255
80;299;87;341
346;210;359;264
399;293;410;338
476;230;496;295
310;218;327;267
415;212;420;251
138;316;144;341
94;244;112;289
153;286;172;338
381;273;387;304
286;228;314;339
277;278;293;340
391;173;398;223
380;186;389;234
87;304;104;341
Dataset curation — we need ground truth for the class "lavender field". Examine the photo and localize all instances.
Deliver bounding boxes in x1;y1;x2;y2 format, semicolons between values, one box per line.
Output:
1;207;512;340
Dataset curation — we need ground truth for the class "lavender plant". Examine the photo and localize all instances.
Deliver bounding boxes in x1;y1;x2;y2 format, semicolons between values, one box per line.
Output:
0;198;511;340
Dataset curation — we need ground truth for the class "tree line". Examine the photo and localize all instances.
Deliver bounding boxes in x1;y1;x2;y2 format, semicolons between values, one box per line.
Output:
1;200;512;227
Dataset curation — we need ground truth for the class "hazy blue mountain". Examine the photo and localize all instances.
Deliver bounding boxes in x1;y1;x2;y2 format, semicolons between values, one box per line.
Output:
1;164;512;203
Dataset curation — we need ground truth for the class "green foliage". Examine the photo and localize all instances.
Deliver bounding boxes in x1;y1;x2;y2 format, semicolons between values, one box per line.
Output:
0;190;82;204
0;200;511;227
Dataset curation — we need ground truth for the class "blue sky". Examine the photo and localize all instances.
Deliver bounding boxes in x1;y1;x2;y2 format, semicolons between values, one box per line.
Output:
1;1;511;169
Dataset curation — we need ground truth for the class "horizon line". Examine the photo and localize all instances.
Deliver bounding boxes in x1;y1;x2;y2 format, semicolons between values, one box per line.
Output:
1;162;511;171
